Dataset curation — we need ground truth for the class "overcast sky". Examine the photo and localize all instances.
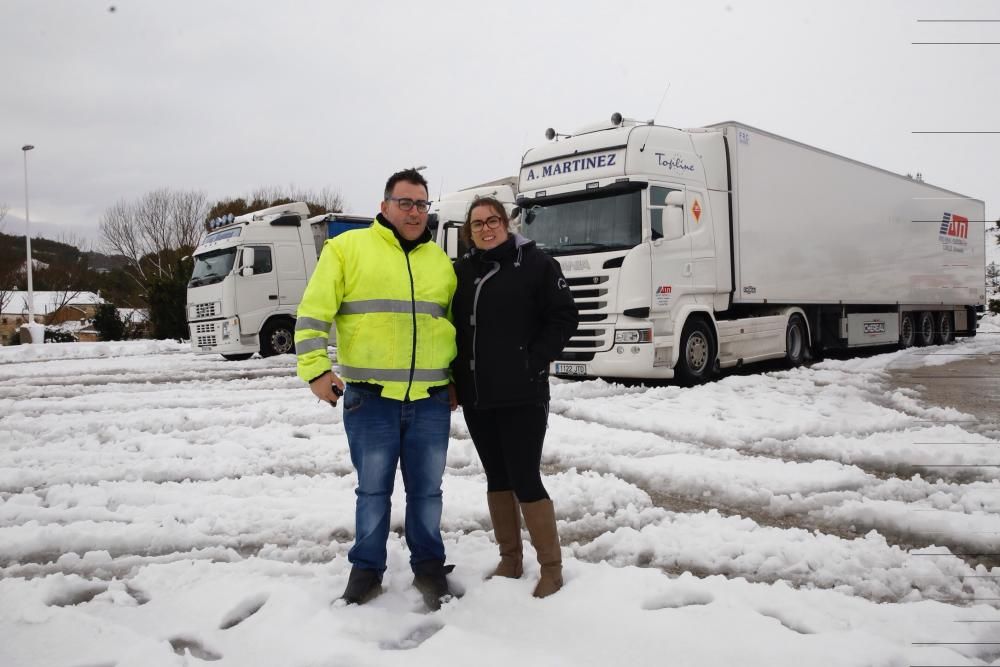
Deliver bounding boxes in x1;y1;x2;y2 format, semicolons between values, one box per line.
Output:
1;0;998;258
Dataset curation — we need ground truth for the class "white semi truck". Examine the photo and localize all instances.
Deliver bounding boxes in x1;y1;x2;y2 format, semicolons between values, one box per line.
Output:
516;114;986;383
186;203;368;360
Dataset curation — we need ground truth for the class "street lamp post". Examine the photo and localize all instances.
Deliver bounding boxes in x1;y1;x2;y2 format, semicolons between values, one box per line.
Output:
21;144;42;344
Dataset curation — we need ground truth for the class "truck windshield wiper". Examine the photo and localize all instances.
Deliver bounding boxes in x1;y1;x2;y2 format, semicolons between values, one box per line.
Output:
188;274;222;287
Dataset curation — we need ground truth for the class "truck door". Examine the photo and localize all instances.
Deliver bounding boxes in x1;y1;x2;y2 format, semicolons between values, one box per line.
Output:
235;245;277;336
275;242;307;306
686;187;716;302
648;185;693;321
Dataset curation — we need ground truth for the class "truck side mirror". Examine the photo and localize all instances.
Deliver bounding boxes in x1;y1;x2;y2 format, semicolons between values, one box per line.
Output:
240;247;255;277
663;191;685;241
524;206;540;226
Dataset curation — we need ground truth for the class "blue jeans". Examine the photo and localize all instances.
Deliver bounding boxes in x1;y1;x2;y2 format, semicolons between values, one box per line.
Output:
342;384;451;573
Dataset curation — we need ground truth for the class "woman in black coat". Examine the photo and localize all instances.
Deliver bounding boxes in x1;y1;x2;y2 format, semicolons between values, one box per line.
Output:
451;196;578;597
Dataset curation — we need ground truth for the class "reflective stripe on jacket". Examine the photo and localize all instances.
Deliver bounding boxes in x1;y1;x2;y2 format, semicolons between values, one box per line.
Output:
295;220;457;401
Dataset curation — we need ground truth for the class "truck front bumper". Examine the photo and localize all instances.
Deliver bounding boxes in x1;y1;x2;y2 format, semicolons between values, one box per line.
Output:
551;341;675;380
189;317;256;355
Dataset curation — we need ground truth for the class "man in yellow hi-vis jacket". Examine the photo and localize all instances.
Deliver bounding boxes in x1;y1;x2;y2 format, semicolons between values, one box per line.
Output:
295;168;458;609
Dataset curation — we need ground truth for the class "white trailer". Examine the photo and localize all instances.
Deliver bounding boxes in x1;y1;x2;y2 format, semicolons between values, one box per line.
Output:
186;203;368;359
516;115;986;383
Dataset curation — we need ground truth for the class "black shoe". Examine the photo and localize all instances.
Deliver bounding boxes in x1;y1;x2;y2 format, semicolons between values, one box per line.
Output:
341;567;382;605
412;562;455;611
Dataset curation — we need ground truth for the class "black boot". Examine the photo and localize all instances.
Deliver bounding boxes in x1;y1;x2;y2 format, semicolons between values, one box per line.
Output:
341;567;382;605
412;561;455;611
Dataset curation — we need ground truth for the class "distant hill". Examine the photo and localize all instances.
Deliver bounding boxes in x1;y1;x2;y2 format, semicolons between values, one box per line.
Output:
0;233;127;271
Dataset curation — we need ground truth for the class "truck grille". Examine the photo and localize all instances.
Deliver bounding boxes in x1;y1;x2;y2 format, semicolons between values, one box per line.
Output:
194;323;215;335
564;274;613;351
194;302;217;318
196;335;218;347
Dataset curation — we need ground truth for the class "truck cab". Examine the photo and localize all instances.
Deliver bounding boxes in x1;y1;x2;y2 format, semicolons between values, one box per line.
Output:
433;178;518;259
187;202;321;360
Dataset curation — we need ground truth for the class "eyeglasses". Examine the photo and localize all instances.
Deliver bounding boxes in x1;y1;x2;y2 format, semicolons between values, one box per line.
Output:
470;216;503;232
386;197;432;213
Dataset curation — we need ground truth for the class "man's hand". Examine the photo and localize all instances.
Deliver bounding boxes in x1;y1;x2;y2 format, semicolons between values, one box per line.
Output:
310;371;346;406
447;382;458;412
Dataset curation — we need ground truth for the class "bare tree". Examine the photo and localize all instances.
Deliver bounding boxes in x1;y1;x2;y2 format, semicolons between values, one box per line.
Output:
99;188;208;296
172;190;208;249
0;202;8;234
248;184;344;214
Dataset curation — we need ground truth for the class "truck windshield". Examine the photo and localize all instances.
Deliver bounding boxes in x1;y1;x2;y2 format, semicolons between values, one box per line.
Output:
520;190;641;256
189;248;237;287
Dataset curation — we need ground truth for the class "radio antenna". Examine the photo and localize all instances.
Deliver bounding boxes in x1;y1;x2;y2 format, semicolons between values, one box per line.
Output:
640;82;671;152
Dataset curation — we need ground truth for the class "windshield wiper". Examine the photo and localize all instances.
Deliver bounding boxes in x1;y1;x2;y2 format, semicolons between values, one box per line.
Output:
188;274;222;287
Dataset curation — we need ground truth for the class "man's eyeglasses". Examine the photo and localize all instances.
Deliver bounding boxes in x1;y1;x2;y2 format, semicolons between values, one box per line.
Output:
386;197;432;213
470;216;503;232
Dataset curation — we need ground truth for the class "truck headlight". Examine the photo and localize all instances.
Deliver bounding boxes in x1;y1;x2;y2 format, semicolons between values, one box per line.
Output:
614;329;652;344
221;317;239;340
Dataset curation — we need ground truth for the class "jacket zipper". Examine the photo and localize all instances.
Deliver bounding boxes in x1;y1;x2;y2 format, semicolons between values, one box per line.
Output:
471;260;501;406
404;248;417;401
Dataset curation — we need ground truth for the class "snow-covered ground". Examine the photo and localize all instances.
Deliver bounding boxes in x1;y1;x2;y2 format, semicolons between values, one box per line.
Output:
1;318;999;667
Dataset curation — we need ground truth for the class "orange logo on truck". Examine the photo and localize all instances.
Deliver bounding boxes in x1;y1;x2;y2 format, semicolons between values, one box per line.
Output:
692;200;702;223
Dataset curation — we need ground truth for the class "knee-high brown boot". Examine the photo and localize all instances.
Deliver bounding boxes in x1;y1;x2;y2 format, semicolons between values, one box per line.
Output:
486;490;523;578
520;498;562;598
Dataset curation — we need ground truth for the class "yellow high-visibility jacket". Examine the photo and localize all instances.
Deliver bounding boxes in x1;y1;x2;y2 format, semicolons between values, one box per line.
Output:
295;220;457;401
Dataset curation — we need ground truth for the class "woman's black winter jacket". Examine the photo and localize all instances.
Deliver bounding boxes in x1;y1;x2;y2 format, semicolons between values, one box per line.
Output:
451;234;578;408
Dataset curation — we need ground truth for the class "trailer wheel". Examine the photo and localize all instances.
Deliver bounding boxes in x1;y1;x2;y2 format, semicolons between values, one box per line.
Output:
222;353;253;361
676;318;715;386
935;312;954;345
915;311;935;347
260;318;296;357
899;312;916;348
785;314;809;367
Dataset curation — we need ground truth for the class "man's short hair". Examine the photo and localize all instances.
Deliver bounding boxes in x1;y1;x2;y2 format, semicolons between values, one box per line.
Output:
384;168;429;200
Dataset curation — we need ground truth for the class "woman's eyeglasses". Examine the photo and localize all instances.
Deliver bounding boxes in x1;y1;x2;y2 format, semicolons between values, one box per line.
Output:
470;216;502;232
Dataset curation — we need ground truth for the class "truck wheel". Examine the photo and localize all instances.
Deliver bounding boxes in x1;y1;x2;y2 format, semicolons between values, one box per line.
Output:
915;311;935;347
935;312;954;344
785;314;809;367
676;318;715;386
260;319;296;357
899;312;916;348
222;353;253;361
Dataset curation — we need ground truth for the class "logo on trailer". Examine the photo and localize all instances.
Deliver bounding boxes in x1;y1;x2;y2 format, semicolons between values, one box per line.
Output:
656;285;672;295
939;212;969;239
692;200;702;223
938;212;969;254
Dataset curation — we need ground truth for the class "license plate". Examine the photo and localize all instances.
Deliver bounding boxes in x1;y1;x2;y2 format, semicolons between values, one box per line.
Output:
555;363;587;376
200;346;213;352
